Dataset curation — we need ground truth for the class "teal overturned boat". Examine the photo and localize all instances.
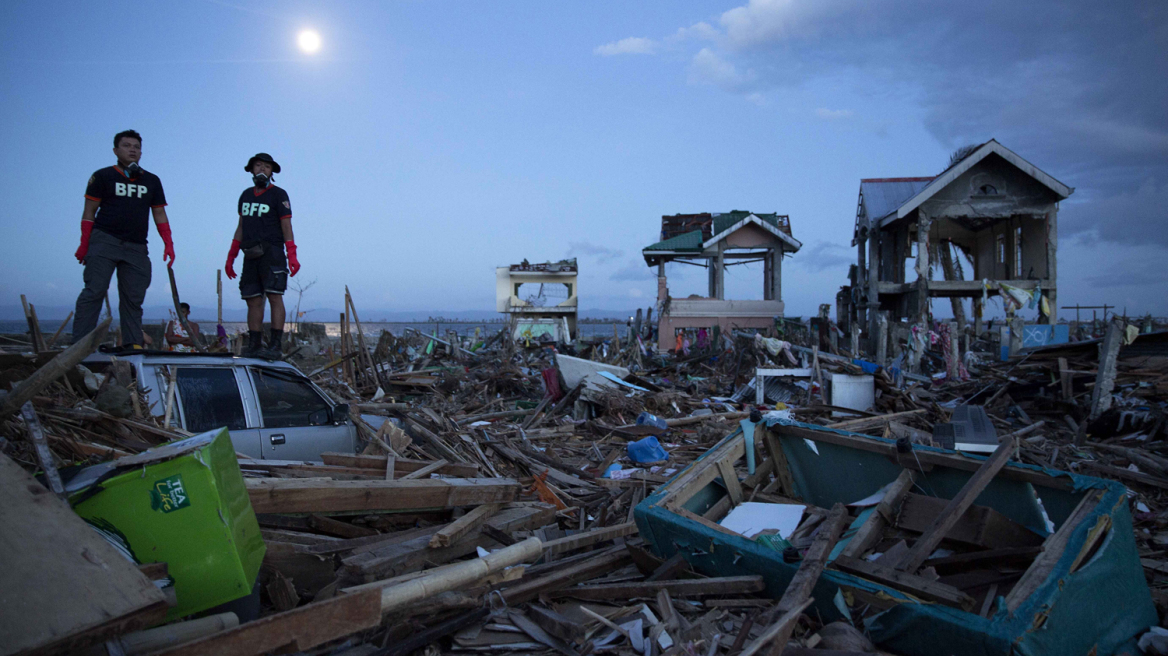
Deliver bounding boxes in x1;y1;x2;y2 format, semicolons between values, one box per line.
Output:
633;418;1156;655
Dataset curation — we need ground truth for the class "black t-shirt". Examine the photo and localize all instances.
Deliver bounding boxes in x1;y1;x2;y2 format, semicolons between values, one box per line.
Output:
84;165;167;244
237;185;292;246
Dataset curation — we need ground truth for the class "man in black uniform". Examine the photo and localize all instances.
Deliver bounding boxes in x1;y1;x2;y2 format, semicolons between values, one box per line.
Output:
73;130;176;347
224;153;300;358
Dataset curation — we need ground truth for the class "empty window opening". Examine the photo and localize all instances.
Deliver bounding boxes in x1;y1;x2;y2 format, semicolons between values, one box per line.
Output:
996;234;1006;266
1014;227;1023;278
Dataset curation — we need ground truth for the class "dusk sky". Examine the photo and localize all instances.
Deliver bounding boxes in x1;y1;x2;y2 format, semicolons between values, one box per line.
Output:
1;1;1165;321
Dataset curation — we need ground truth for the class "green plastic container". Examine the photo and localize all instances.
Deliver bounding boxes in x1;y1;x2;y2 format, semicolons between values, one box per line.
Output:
68;427;265;620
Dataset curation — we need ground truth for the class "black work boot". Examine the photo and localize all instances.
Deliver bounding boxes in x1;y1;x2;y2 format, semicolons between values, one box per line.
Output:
242;330;263;357
258;329;284;360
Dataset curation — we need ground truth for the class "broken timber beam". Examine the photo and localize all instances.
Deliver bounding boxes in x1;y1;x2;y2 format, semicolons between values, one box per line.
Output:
760;503;849;656
150;589;382;656
840;469;915;559
833;555;975;610
245;477;519;514
0;317;110;416
891;436;1016;573
553;575;765;600
429;503;499;549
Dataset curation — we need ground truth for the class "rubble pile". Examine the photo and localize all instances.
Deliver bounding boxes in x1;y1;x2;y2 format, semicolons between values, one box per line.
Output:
1;310;1167;656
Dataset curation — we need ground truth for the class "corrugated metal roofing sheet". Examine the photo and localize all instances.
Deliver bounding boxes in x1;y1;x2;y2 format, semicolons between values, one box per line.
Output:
859;178;934;223
644;229;704;252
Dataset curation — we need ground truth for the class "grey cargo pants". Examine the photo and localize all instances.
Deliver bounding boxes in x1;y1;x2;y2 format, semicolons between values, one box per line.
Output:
72;228;152;347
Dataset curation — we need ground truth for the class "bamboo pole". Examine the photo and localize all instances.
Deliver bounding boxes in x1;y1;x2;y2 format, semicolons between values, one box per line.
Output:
355;537;542;615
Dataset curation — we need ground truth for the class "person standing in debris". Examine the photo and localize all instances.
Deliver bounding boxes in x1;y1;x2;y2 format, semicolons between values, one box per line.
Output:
165;302;200;352
72;130;176;347
223;153;300;358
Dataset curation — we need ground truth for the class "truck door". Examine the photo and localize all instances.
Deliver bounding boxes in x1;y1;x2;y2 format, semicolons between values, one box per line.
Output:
169;366;263;457
247;367;355;461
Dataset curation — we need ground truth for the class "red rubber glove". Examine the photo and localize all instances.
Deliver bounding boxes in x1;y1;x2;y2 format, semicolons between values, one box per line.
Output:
75;220;95;263
225;239;241;279
285;241;300;277
155;222;176;267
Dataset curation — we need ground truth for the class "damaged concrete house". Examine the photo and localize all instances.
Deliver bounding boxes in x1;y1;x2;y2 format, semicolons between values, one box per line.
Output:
643;211;802;353
495;258;578;343
840;139;1073;367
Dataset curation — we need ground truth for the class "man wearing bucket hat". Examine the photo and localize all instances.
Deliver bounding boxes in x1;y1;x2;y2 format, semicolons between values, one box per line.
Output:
223;152;300;358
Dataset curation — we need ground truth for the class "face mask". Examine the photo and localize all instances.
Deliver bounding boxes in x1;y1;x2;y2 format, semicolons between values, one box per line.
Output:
252;173;270;187
125;162;141;177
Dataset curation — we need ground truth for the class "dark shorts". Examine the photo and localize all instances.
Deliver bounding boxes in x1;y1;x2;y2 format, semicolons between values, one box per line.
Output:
240;242;287;298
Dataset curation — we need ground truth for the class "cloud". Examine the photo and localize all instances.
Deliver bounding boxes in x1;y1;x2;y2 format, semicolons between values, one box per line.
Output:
815;107;852;120
672;22;720;42
569;241;624;262
594;37;657;56
688;48;753;92
792;241;854;272
1061;179;1168;247
626;0;1168;248
611;259;659;281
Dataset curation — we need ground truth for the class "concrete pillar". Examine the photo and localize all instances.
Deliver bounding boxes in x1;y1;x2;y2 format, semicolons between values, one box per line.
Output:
915;211;931;327
1045;208;1058;326
876;313;888;366
850;325;860;359
1009;316;1024;357
771;249;783;302
946;320;959;380
707;257;717;298
973;297;984;337
763;249;774;300
857;235;868;330
1089;318;1125;420
867;229;881;353
713;250;726;300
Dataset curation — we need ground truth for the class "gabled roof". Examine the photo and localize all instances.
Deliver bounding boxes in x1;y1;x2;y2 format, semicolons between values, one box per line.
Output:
704;212;802;252
894;139;1074;221
857;177;935;228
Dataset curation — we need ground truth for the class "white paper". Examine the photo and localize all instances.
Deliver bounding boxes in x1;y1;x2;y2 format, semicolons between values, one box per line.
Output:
803;438;820;455
848;482;894;507
719;502;805;539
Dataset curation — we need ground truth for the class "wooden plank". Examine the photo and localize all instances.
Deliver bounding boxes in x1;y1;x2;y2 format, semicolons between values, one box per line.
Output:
541;522;639;556
0;453;168;656
245;477;519;514
400;458;448;480
151;588;381;656
892;436;1017;573
827;409;926;432
832;555;975;610
339;506;554;584
320;452;480;478
429;503;499;548
20;402;64;498
553;575;765;600
308;514;379;539
896;493;1044;549
660;434;746;510
500;545;631;605
1004;491;1102;613
716;459;743;506
763;428;795;497
772;423;1073;491
776;503;848;616
840;469;915;559
739;598;813;656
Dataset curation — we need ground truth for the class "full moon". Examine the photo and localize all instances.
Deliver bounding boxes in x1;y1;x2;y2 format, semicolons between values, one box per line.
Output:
298;30;321;54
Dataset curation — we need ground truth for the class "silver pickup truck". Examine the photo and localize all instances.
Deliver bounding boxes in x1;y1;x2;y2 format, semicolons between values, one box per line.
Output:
83;351;358;460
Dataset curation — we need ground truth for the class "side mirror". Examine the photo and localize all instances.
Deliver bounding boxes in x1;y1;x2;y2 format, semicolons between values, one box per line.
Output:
332;403;351;425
